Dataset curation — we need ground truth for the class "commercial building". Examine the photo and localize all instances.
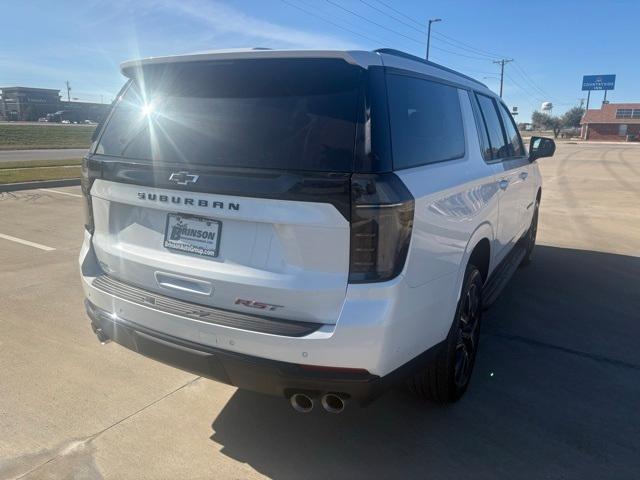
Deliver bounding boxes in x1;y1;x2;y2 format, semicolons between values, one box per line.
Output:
0;86;108;122
580;103;640;141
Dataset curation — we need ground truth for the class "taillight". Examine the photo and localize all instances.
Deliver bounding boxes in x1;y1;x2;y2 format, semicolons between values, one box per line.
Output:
349;173;414;283
81;156;100;234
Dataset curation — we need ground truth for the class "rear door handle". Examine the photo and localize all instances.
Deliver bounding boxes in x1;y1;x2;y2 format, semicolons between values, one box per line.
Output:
519;171;528;180
498;179;509;190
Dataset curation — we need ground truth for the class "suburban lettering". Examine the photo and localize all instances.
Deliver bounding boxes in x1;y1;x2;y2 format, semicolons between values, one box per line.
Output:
136;192;240;211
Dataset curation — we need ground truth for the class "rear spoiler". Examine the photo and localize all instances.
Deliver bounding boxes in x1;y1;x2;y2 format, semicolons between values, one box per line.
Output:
120;49;380;77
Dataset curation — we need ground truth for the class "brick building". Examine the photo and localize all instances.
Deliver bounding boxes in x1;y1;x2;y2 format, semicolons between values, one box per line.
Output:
580;103;640;141
0;86;108;122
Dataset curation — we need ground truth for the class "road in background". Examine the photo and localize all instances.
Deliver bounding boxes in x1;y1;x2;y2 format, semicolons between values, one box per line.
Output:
0;143;639;479
0;149;87;163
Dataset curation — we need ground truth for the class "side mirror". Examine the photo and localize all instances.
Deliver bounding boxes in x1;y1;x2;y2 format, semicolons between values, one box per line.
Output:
529;136;555;162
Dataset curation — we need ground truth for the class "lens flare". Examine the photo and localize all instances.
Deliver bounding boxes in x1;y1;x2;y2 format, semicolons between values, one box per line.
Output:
141;102;154;117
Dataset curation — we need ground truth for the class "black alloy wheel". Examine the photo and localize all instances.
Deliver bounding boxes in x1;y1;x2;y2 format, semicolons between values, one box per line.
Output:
454;279;481;388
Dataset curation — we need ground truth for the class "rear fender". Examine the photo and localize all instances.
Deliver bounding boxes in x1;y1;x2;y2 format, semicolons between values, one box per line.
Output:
453;222;495;305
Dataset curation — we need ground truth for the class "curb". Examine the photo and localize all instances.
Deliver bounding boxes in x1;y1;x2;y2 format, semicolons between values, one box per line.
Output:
0;178;81;193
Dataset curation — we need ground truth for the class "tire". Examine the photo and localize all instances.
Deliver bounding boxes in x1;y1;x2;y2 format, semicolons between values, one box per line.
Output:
520;198;539;267
408;264;483;404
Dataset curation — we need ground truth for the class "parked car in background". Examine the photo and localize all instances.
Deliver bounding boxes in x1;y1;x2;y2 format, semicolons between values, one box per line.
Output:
46;110;81;123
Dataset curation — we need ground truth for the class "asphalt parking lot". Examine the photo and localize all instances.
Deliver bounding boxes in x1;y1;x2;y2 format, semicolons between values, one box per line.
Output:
1;143;639;479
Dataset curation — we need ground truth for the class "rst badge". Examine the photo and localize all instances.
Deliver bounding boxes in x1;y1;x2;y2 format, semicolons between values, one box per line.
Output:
235;298;283;312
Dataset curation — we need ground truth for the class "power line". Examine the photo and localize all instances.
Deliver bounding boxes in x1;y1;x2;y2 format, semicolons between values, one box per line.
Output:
360;1;571;109
430;32;499;60
359;0;501;60
325;0;425;45
280;0;383;44
325;1;497;61
371;0;425;29
512;61;551;98
504;73;546;105
430;31;506;59
358;0;426;36
373;0;507;59
429;46;500;61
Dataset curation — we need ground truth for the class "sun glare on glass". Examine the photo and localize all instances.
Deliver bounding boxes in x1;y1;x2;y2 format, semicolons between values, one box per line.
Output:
141;102;155;117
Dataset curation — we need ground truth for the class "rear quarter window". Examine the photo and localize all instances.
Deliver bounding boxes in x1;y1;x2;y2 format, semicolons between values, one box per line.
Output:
475;93;510;160
499;103;525;157
385;74;465;170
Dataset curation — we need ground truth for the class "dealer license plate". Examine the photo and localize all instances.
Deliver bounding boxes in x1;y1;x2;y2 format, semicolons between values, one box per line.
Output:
163;214;221;258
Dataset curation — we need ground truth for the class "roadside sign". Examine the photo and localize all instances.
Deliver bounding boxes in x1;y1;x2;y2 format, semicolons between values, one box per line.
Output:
582;74;616;91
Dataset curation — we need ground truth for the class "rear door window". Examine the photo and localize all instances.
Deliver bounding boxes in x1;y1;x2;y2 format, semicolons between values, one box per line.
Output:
476;93;509;160
386;74;465;169
96;59;363;172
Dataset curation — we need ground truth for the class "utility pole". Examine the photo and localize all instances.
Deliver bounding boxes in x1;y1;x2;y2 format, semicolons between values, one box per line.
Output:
65;81;71;102
493;59;513;98
426;18;442;61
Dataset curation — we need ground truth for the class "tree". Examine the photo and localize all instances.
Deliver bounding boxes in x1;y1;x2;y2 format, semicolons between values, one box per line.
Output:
531;106;585;139
562;106;585;129
532;111;563;138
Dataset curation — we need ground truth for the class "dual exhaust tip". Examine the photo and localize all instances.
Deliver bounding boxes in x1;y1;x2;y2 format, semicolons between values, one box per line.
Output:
290;393;346;414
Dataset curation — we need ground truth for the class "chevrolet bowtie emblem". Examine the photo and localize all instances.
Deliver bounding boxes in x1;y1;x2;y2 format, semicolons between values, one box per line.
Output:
168;171;199;185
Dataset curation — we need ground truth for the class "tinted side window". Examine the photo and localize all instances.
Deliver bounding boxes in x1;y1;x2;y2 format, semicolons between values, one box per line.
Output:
386;74;465;169
476;93;509;160
469;92;492;160
499;104;525;157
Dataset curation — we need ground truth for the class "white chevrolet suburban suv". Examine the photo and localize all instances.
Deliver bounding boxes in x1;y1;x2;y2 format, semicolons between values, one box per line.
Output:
80;48;555;413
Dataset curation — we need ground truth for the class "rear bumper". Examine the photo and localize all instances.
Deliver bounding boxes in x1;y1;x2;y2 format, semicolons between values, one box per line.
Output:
80;228;449;404
85;300;391;405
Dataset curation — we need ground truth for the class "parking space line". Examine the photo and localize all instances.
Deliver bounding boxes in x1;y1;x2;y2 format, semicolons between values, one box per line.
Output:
39;188;82;198
0;233;56;251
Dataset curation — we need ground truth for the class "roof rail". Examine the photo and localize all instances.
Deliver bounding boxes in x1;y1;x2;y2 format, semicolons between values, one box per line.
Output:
374;48;487;88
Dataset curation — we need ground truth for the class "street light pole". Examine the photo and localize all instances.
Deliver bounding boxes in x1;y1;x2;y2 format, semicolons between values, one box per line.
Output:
426;18;441;61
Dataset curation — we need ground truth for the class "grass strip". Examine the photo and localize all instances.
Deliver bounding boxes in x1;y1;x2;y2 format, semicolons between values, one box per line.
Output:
0;165;81;184
0;124;95;150
0;158;82;169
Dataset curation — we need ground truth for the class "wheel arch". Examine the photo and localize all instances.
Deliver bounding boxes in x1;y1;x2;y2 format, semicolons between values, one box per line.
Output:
468;238;490;283
453;222;495;304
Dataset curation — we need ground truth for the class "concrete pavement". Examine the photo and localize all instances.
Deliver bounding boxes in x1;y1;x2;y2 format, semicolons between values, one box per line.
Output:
0;143;639;479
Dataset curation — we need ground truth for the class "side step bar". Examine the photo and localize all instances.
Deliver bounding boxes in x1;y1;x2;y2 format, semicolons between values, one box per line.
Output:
482;243;527;309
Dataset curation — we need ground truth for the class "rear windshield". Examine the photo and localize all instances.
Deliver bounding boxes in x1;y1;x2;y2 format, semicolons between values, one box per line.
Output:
95;58;363;172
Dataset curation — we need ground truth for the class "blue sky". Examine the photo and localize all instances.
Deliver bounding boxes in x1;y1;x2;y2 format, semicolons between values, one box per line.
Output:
1;0;637;121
